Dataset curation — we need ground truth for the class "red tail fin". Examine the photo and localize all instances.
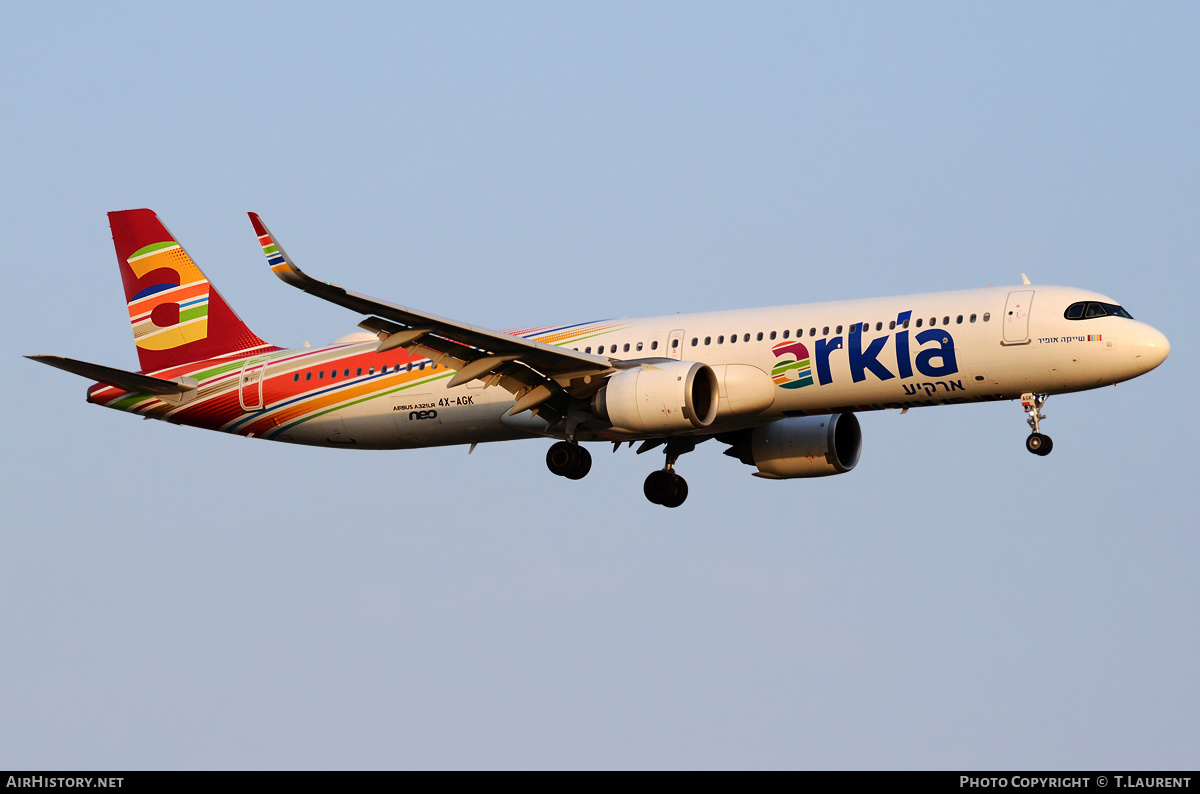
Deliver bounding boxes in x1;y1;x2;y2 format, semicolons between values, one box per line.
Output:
109;209;272;372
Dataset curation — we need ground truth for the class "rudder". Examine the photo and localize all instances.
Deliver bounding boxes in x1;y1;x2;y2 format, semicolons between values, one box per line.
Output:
110;209;272;372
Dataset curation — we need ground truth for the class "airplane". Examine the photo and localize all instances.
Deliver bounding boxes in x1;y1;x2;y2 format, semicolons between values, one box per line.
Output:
28;209;1170;508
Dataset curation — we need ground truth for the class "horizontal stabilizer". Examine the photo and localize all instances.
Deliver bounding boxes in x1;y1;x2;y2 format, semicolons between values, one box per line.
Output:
26;355;197;396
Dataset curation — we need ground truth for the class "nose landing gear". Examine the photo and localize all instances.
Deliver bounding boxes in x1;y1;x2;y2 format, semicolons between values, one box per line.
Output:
1021;392;1053;456
546;440;592;479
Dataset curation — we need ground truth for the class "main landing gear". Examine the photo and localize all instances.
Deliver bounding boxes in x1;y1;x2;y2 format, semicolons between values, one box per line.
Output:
546;440;592;480
642;438;695;508
644;469;688;508
545;436;696;507
1021;392;1053;456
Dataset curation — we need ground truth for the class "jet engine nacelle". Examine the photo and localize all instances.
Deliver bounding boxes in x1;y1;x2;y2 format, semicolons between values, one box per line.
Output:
726;413;862;479
592;361;719;433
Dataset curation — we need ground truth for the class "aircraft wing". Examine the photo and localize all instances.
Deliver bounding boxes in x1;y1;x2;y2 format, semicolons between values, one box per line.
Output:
249;213;615;418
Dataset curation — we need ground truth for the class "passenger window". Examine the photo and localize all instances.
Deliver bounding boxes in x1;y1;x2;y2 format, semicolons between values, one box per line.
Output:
743;333;750;342
704;336;711;345
876;322;883;331
368;367;375;375
691;338;698;346
849;323;858;335
956;315;963;324
983;313;990;322
623;343;630;352
718;336;724;344
293;373;299;382
671;339;679;349
651;341;658;350
637;342;643;351
306;372;312;380
406;363;412;372
970;314;977;323
318;371;324;380
889;321;896;330
929;317;936;327
944;316;950;325
357;367;363;376
836;325;843;334
810;328;816;337
903;319;910;328
585;347;591;354
730;334;737;344
916;319;923;328
822;327;829;336
769;331;777;340
782;330;790;339
756;332;763;341
330;369;337;378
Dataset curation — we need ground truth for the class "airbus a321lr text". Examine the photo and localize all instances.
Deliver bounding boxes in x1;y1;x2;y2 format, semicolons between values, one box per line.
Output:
29;209;1170;507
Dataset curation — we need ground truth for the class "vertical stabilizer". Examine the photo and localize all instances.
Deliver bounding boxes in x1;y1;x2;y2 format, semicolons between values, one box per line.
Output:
109;209;271;372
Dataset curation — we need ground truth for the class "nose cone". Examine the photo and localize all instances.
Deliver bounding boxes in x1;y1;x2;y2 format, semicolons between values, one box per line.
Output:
1136;324;1170;372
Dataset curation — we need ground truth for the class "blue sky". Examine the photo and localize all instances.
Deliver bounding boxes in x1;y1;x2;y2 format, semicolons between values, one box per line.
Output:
1;1;1197;769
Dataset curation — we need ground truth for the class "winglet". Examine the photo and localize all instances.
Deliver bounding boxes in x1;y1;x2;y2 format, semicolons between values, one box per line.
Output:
249;212;310;289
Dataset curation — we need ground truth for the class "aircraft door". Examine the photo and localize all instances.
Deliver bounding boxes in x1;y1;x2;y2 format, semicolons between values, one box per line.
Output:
667;329;685;360
239;358;268;411
1003;290;1035;345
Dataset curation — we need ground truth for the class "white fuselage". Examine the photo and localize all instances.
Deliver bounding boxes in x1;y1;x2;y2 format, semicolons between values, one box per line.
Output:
244;284;1167;449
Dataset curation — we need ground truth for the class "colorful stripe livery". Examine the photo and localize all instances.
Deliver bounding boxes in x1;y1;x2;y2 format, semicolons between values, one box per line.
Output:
770;340;814;389
110;209;274;372
256;230;289;275
85;319;631;442
126;242;210;352
84;323;1017;444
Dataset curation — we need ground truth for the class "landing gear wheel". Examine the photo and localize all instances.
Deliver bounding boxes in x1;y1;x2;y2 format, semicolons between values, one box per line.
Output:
660;474;688;508
567;445;592;479
1026;433;1053;456
644;470;688;507
546;441;592;479
644;470;674;504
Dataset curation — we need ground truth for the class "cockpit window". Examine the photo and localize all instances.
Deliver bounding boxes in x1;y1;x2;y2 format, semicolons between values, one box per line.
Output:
1065;301;1134;321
